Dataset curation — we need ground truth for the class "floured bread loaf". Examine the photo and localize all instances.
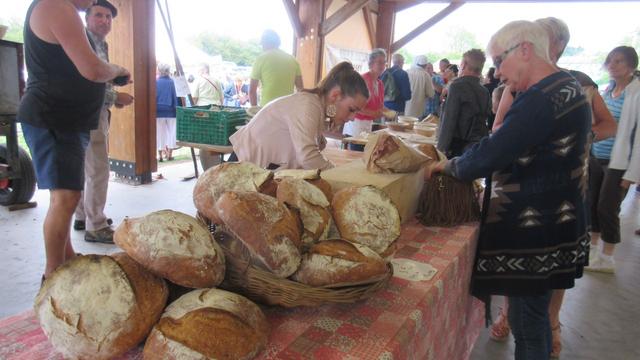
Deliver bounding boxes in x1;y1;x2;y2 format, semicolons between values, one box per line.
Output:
143;288;269;360
332;186;401;254
276;177;331;246
274;168;320;180
34;253;168;360
215;191;302;278
292;239;388;287
114;210;226;288
272;169;333;201
193;162;273;223
307;178;333;202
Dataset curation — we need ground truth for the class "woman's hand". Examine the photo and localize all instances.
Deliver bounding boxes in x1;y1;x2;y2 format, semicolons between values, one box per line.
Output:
424;160;447;181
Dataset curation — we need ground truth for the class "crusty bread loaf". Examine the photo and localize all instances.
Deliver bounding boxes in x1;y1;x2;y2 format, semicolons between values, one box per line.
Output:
143;288;269;360
331;185;401;254
292;239;388;287
276;177;331;246
274;168;320;180
307;178;333;202
215;191;302;278
114;210;226;288
34;253;168;360
271;169;333;202
193;162;273;224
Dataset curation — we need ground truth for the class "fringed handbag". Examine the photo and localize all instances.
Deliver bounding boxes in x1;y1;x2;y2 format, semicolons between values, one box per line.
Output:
418;173;480;227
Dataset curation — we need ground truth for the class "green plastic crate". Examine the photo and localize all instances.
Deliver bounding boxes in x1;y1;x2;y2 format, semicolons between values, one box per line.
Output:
176;105;247;146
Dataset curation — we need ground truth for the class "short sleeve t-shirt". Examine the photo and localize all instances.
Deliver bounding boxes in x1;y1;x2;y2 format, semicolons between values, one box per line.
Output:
251;49;302;106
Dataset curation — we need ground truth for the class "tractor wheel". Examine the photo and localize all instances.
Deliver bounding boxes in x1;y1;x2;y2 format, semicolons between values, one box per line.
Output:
0;144;37;206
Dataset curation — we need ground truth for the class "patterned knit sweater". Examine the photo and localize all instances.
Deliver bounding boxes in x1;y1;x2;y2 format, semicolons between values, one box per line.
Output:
444;71;591;297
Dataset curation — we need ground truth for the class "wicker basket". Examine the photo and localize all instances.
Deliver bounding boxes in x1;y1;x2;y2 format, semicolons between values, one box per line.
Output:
198;215;393;307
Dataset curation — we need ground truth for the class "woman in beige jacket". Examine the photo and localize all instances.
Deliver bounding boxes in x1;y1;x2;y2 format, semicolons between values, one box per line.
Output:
230;62;369;170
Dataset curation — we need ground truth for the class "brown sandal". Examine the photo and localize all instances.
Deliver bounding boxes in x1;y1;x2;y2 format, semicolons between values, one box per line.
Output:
489;308;511;341
550;322;562;358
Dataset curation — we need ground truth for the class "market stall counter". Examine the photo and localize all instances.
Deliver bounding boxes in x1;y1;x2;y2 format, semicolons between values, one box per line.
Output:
0;149;484;360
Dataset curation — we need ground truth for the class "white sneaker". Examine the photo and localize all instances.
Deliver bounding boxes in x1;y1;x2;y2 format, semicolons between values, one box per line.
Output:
585;256;615;274
588;247;599;264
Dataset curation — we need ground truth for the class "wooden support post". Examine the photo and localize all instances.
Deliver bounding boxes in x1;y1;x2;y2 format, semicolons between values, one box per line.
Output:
296;0;326;87
376;1;395;58
362;5;376;49
107;0;156;184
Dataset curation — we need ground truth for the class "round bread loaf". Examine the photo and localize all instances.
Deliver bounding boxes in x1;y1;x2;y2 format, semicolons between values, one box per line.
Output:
143;288;269;360
34;253;168;360
331;185;401;254
193;162;273;224
215;191;302;278
292;239;388;287
114;210;226;288
307;178;333;202
276;177;331;246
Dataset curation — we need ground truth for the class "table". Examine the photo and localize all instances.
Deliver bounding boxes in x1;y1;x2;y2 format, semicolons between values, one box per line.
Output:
176;141;233;180
176;142;364;179
0;220;484;360
342;129;437;149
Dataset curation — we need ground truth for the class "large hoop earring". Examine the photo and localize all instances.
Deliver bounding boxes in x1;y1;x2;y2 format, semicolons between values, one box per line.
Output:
325;104;337;118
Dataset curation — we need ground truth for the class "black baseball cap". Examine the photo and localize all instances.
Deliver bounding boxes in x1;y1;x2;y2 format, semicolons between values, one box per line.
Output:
91;0;118;18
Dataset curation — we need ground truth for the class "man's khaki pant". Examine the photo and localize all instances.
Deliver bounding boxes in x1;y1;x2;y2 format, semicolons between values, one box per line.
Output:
74;108;110;231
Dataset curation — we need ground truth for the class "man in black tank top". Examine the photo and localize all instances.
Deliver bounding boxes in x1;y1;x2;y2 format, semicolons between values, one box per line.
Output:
17;0;130;280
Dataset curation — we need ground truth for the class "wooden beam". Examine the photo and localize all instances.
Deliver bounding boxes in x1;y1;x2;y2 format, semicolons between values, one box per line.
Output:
375;1;395;55
362;5;376;49
321;0;371;36
296;0;326;87
282;0;304;39
391;1;465;53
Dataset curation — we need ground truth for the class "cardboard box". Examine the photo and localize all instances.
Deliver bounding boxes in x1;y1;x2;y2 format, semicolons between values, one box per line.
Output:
321;160;424;223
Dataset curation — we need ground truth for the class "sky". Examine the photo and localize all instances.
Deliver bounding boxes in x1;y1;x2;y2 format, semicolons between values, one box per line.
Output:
3;0;639;65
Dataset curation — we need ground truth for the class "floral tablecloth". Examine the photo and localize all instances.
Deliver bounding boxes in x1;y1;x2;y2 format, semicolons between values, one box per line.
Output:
0;220;484;360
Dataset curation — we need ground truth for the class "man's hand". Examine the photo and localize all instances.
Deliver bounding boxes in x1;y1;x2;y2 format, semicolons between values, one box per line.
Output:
621;179;633;189
114;92;134;108
424;159;447;181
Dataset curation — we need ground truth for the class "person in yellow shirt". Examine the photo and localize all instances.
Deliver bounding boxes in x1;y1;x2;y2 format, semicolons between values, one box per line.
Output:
192;63;224;106
249;29;303;107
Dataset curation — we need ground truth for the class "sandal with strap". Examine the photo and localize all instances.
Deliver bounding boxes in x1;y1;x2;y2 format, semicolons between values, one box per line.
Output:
489;309;511;341
550;322;562;358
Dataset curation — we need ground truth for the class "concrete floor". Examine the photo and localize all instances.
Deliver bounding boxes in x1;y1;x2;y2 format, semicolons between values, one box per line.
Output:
1;160;639;359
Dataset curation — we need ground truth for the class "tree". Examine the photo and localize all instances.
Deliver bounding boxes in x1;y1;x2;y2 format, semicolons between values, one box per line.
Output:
0;17;25;43
445;26;481;58
191;32;261;66
563;46;584;57
621;27;640;53
396;48;413;67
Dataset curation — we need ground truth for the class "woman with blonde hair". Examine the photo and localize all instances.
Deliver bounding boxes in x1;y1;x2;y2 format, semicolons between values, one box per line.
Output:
488;17;617;359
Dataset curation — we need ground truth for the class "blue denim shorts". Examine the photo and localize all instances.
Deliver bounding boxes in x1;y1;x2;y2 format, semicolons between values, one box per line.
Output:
21;123;90;190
